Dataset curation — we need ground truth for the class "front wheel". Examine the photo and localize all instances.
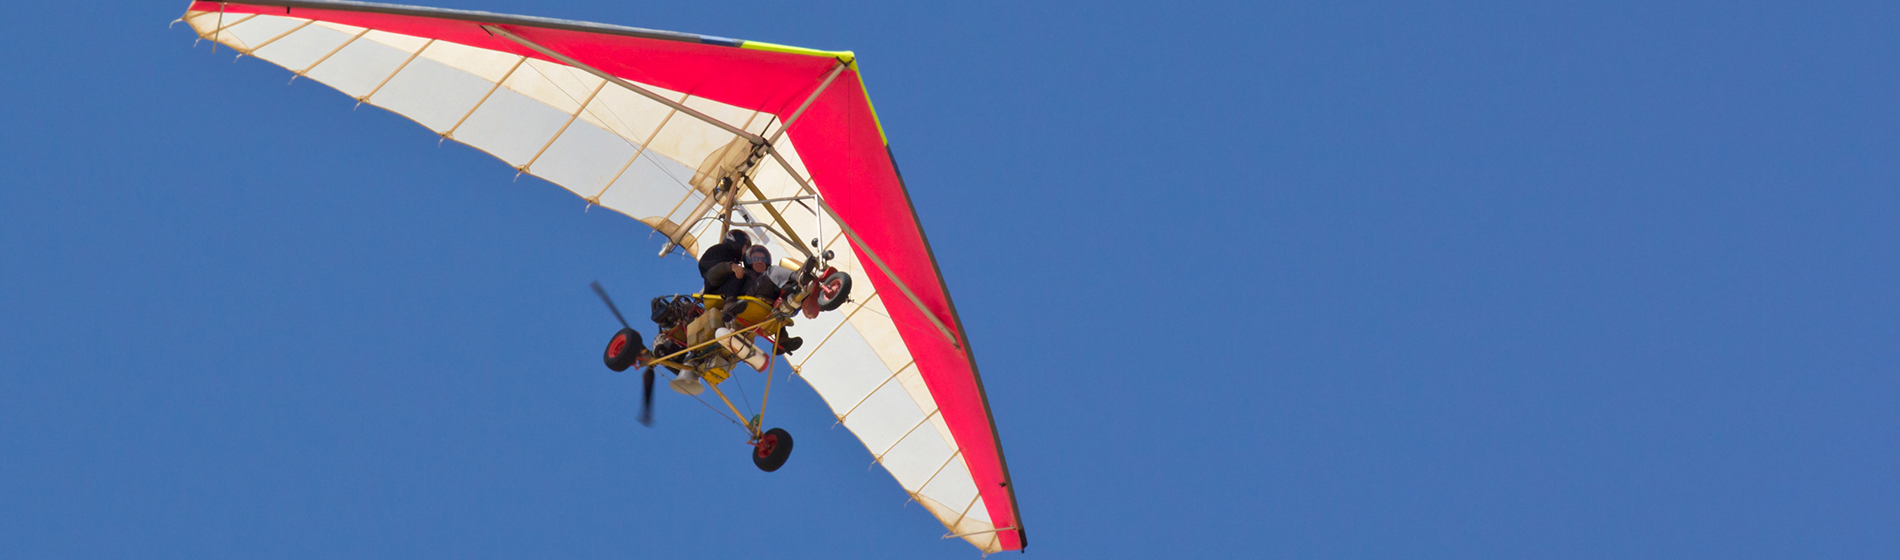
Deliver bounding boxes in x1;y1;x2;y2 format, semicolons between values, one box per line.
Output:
814;272;852;311
752;427;794;472
603;327;645;372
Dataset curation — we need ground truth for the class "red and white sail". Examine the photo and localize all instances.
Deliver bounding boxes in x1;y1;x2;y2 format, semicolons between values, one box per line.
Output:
181;1;1023;552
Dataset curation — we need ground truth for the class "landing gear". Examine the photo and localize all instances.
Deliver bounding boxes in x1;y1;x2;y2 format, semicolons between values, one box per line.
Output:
593;282;804;472
752;427;794;472
815;271;852;311
602;327;645;372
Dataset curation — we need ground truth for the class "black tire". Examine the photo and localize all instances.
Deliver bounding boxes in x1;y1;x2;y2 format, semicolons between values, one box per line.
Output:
603;327;645;372
752;427;794;472
814;272;852;311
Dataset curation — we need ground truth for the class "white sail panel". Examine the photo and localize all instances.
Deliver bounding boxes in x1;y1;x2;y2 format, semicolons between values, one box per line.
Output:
368;57;491;131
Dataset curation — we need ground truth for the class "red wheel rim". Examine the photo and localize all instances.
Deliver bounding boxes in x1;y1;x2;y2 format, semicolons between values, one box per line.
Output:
755;433;778;458
821;279;840;297
607;334;628;357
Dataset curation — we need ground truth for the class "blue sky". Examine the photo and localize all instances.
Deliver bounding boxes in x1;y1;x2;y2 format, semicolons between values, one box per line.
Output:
4;1;1898;558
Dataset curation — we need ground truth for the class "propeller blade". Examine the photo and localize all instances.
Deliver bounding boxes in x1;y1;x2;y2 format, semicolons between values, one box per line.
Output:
590;281;632;329
638;367;655;426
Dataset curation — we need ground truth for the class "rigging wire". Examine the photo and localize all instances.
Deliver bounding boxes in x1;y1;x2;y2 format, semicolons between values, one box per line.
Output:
690;392;744;428
734;374;754;420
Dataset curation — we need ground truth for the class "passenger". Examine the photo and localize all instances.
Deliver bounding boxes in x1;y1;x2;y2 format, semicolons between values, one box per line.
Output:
699;229;749;276
679;230;750;370
698;229;751;296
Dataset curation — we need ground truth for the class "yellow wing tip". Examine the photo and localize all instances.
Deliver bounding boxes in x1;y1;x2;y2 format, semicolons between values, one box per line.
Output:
740;41;856;68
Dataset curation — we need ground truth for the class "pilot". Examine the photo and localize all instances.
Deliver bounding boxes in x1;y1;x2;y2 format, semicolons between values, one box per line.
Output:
739;246;783;302
725;245;803;354
719;245;781;321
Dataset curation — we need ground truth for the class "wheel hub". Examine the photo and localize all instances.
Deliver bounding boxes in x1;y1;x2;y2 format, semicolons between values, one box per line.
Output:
754;433;778;458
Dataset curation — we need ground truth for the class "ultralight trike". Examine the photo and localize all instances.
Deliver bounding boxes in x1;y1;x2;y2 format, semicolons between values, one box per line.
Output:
594;256;852;471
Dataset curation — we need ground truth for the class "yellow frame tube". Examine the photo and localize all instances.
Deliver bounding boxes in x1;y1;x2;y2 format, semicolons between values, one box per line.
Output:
703;381;754;438
759;346;777;420
644;317;782;365
640;311;792;439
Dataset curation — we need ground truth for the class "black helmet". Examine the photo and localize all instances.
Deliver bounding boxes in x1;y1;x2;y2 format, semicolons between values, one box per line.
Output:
723;229;750;247
745;245;772;266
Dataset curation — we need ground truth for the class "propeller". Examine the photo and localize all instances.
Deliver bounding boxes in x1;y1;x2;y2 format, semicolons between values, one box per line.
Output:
590;281;631;329
594;281;656;427
639;367;656;426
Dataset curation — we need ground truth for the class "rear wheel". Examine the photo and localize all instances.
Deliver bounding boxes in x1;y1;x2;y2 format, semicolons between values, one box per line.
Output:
603;327;645;372
815;272;852;311
752;427;794;472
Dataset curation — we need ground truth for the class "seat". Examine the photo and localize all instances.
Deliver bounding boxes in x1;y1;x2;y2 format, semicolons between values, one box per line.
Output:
697;294;775;325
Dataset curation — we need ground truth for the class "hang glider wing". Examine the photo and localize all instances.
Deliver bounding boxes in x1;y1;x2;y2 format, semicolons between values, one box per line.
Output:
181;1;1022;552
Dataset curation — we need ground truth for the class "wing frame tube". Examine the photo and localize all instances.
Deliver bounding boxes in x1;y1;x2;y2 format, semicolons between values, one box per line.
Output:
740;177;814;260
764;61;847;148
766;148;961;348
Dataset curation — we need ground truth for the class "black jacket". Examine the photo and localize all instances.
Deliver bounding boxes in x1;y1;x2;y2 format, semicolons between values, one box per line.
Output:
741;270;783;302
697;239;747;277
